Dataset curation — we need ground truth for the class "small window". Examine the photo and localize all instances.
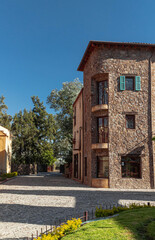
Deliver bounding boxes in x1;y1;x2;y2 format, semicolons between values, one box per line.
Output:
126;115;135;129
125;77;134;90
85;157;87;176
74;154;78;178
120;76;141;91
85;121;87;132
121;156;141;178
73;132;76;145
79;127;81;149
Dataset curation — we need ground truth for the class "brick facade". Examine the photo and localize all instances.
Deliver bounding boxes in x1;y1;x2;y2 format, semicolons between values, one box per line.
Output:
73;41;155;189
72;89;84;182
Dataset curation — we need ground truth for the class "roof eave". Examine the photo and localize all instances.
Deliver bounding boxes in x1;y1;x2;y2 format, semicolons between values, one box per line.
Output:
73;88;83;107
77;40;155;72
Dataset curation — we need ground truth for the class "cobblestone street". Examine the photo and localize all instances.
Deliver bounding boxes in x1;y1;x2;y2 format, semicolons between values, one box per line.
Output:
0;172;155;239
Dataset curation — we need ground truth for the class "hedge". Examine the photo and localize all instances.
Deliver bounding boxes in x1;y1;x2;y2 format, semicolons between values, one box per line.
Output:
0;172;18;179
95;203;155;218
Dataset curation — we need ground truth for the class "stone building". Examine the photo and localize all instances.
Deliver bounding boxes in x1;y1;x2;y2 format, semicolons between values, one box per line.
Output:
0;126;12;174
73;41;155;189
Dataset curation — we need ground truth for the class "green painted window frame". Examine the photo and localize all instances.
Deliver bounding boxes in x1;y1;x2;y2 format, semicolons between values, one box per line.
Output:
120;76;141;91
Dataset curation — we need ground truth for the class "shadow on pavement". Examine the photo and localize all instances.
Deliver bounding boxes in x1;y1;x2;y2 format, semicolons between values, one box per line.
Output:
0;173;155;239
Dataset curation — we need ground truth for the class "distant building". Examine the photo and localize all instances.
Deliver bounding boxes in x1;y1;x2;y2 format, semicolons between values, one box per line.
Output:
0;126;12;174
73;41;155;189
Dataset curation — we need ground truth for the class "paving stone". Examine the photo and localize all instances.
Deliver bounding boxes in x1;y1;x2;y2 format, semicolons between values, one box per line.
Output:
0;172;154;239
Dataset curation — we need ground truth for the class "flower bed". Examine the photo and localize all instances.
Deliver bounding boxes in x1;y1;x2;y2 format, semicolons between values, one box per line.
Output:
34;218;82;240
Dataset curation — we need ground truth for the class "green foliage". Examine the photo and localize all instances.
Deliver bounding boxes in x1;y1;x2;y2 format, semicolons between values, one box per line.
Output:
0;95;12;130
47;79;83;163
11;97;56;165
1;78;83;167
11;109;36;164
41;144;56;166
34;218;82;240
63;208;155;240
95;203;154;218
147;221;155;239
0;172;18;179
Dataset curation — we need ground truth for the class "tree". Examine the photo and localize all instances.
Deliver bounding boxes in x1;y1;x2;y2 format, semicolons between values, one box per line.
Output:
41;143;56;166
0;95;12;130
11;96;56;165
47;78;83;163
31;96;56;164
11;109;36;164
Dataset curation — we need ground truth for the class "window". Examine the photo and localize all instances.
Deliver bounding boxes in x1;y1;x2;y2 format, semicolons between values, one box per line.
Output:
85;121;87;132
125;77;134;90
97;117;108;143
120;76;141;91
79;127;81;149
73;132;76;145
126;115;135;129
74;154;78;178
121;156;141;178
97;156;109;178
74;107;76;126
85;157;87;176
98;80;108;104
79;100;81;109
79;153;81;180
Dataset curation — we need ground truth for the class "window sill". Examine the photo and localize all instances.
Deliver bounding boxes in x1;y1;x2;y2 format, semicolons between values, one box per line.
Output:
122;177;142;179
92;104;108;113
92;143;108;149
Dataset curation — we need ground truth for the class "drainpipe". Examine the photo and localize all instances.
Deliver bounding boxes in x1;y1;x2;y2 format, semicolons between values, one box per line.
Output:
148;50;154;188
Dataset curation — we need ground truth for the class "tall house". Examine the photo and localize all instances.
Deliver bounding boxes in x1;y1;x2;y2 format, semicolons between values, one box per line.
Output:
72;89;83;182
75;41;155;189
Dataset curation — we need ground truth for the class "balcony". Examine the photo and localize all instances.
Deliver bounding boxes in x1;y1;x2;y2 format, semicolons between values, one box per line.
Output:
92;104;108;113
92;118;108;150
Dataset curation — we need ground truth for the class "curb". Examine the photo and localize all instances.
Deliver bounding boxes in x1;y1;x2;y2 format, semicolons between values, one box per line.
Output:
0;176;17;184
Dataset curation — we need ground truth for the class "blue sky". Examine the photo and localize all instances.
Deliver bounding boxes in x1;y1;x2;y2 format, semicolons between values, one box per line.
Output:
0;0;155;116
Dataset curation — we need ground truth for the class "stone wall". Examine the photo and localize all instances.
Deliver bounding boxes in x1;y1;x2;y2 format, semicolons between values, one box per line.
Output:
11;163;37;175
83;45;154;189
151;53;155;188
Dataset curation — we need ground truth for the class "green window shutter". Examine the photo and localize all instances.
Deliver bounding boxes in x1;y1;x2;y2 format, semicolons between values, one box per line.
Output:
120;76;125;90
135;76;141;91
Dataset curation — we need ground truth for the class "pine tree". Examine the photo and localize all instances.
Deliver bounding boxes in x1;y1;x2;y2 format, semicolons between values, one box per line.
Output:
11;110;36;164
11;97;56;165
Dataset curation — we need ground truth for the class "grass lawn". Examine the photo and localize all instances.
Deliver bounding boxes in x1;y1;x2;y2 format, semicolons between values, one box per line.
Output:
62;208;155;240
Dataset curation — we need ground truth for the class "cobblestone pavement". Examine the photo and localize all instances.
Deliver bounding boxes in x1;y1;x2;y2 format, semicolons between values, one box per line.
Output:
0;172;155;239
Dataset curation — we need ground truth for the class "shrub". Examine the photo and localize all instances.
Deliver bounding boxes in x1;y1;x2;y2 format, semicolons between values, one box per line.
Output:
0;172;18;178
34;218;82;240
95;203;154;218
